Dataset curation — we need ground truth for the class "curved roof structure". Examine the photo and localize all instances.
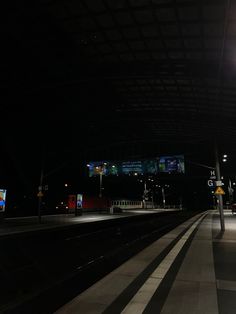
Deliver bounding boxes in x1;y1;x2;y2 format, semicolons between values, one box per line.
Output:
2;0;236;159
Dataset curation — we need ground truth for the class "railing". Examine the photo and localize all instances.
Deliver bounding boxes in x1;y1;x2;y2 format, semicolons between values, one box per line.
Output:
111;200;182;210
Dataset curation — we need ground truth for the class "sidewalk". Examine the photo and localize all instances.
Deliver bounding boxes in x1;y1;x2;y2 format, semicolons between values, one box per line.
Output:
213;210;236;314
55;210;236;314
0;209;171;237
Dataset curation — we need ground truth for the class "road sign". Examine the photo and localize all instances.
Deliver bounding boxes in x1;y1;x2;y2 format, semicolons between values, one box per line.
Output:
215;180;223;186
215;186;225;195
210;170;216;180
37;191;44;197
207;180;214;187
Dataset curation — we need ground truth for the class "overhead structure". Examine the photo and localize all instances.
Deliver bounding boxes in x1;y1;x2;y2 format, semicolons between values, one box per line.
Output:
2;0;236;157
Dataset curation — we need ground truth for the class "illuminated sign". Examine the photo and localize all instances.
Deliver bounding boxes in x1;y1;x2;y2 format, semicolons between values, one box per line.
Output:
122;161;143;174
88;162;119;177
88;155;185;176
158;155;185;173
0;189;7;212
77;194;83;209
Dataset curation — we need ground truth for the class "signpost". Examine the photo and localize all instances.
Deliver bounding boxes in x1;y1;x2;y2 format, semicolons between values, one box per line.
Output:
215;186;225;195
0;189;7;212
37;191;44;197
215;143;225;231
75;194;83;216
207;180;214;187
210;170;216;180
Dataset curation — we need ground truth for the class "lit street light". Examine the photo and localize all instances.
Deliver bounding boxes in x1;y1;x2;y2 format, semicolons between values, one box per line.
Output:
86;163;105;198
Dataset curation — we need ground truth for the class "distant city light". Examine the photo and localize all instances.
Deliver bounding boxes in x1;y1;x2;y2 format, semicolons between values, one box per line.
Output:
112;165;115;168
223;154;228;158
222;159;227;162
64;183;68;187
233;182;236;186
86;164;90;167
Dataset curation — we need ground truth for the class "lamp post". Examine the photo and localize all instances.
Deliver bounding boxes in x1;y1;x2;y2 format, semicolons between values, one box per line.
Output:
228;179;234;206
99;171;103;198
215;143;225;231
37;149;45;224
86;163;105;198
98;163;107;198
162;187;166;209
143;181;148;209
37;169;43;224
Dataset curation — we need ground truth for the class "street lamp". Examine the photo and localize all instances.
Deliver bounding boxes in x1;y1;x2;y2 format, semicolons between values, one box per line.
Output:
99;171;103;198
161;187;166;209
143;181;148;209
222;154;228;163
156;184;170;209
86;163;105;198
98;163;107;198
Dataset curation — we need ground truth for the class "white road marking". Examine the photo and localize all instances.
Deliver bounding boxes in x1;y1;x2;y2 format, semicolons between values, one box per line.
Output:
121;213;207;314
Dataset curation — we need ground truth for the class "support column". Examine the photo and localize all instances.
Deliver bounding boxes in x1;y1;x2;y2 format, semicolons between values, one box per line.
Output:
215;143;225;231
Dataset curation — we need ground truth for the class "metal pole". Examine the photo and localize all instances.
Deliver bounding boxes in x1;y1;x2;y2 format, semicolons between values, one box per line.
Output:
215;143;225;231
228;179;234;206
162;187;166;209
37;147;46;224
38;167;43;224
143;181;147;209
99;172;102;198
179;196;182;210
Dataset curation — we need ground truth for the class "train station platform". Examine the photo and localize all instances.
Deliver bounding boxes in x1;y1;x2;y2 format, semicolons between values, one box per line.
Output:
0;209;174;237
55;210;236;314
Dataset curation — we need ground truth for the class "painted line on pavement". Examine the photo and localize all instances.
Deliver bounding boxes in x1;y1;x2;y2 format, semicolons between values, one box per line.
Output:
121;213;207;314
